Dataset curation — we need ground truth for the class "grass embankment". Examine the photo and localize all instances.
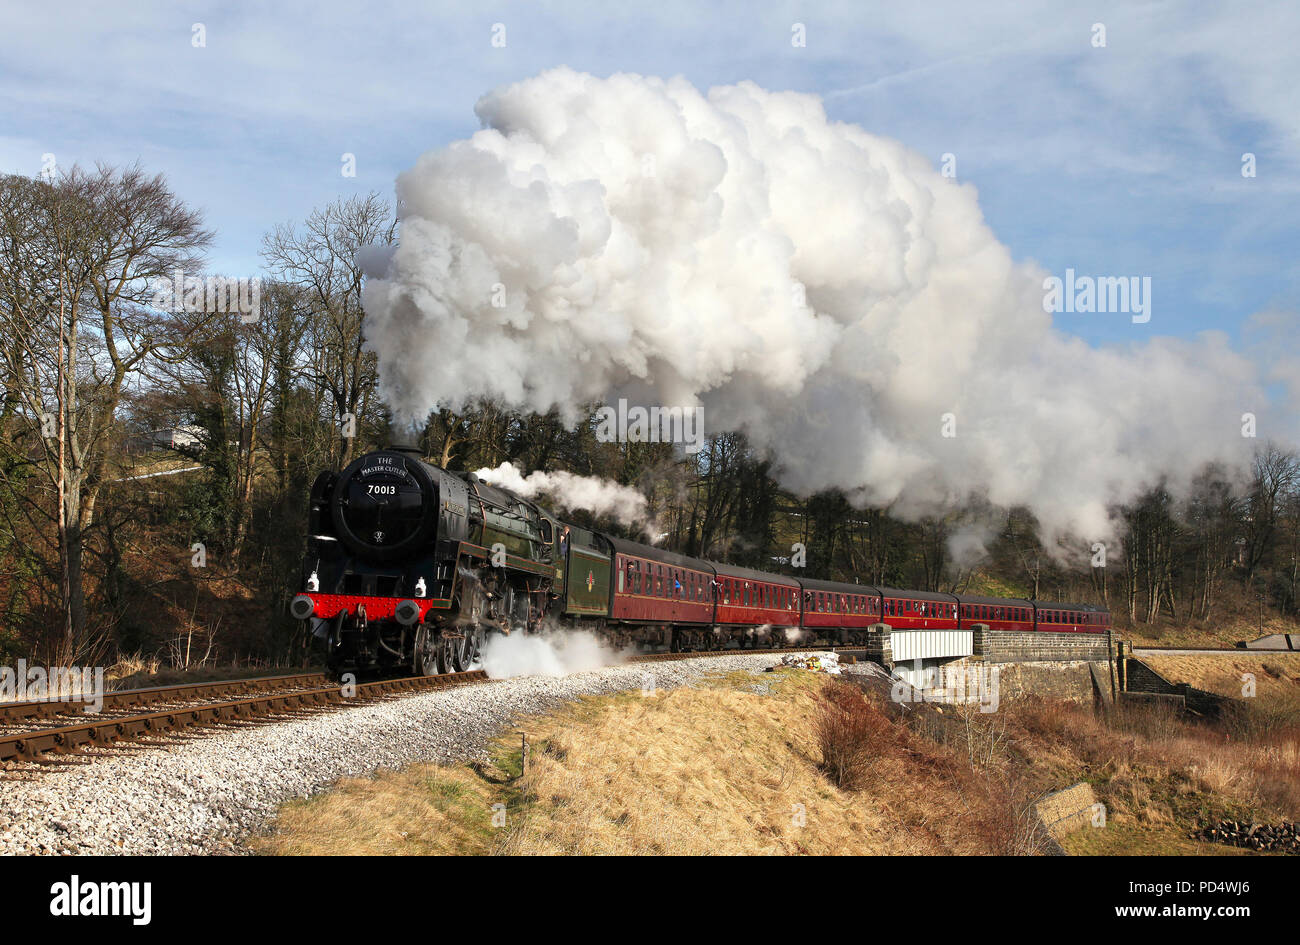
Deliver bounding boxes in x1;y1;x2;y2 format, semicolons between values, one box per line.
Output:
1142;653;1300;701
251;664;1300;856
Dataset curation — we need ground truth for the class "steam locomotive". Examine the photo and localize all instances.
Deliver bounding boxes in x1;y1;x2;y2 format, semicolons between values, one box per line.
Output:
293;446;1110;678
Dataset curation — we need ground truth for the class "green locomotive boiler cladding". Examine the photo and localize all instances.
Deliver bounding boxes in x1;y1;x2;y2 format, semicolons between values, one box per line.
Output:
460;478;547;562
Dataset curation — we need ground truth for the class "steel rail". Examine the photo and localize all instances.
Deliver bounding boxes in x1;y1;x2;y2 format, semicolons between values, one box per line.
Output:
0;671;485;762
0;672;329;722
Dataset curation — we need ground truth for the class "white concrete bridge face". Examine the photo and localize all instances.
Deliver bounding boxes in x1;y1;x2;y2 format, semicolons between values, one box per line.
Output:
891;629;973;662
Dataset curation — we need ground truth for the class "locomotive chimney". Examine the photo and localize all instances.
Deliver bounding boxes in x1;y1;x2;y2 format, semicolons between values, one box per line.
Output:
387;425;425;457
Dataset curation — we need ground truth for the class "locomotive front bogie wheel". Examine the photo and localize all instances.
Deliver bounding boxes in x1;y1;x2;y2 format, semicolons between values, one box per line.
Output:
414;624;439;676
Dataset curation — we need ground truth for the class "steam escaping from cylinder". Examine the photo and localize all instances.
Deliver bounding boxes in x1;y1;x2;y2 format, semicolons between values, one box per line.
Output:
479;627;629;678
362;67;1283;549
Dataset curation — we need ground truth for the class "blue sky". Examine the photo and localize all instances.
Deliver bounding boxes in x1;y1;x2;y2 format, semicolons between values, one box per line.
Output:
1;0;1295;349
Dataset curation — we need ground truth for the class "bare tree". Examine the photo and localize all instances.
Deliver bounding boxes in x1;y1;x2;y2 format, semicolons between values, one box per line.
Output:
1242;443;1299;582
261;194;396;469
0;166;212;653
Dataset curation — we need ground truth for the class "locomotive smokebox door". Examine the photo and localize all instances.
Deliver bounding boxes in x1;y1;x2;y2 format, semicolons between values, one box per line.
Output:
332;451;439;561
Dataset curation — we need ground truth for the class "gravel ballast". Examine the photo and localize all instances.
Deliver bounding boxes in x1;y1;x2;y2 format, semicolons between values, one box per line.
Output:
0;652;814;855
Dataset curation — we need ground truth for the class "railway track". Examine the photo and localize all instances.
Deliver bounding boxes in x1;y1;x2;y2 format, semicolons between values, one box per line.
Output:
0;671;329;723
0;671;485;764
0;643;849;766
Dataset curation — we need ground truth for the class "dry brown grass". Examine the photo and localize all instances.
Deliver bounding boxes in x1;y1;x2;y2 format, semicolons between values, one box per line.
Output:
248;765;498;855
500;672;934;854
1001;694;1300;847
253;665;1300;857
254;669;1060;855
815;680;892;790
1143;653;1300;703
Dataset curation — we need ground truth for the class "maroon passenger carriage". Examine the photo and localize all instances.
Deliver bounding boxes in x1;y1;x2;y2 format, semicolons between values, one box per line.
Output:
798;578;881;643
877;587;960;631
712;562;800;647
1033;602;1111;633
607;537;713;650
591;527;1112;650
955;594;1033;631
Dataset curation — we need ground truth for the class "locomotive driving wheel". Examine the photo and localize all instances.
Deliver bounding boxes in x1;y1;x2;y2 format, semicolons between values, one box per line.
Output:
437;625;485;673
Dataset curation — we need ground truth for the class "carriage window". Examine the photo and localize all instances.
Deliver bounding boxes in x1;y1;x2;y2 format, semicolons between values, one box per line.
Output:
618;568;624;593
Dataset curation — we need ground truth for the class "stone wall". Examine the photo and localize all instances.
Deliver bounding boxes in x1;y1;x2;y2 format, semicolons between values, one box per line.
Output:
926;657;1107;705
1120;655;1238;717
975;626;1111;663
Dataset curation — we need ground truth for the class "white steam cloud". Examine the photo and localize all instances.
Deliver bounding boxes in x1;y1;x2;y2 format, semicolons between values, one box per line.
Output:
363;67;1278;545
474;461;647;526
479;627;628;679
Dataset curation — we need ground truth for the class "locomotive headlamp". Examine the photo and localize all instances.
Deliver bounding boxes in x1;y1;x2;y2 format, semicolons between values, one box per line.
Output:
290;595;315;620
395;599;421;626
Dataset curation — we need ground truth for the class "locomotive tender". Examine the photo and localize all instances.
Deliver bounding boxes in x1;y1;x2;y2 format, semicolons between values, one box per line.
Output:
293;446;1110;677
